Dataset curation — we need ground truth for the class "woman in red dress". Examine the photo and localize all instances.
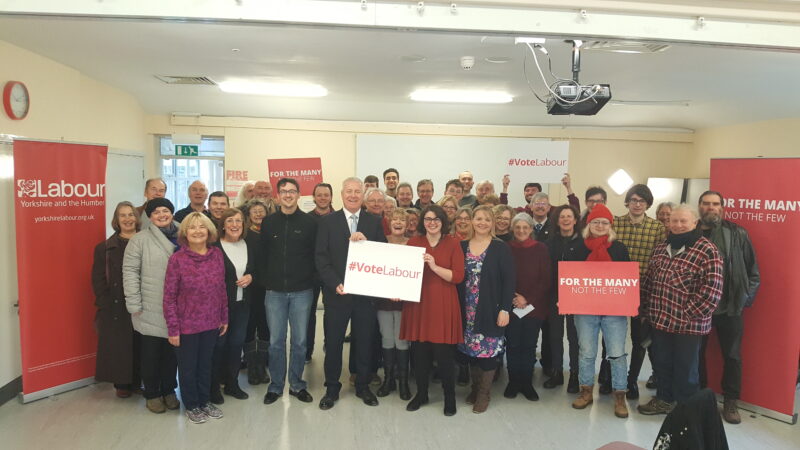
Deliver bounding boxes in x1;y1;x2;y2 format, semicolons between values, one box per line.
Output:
399;204;465;416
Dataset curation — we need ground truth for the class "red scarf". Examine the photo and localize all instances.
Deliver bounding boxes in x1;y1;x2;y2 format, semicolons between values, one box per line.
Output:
584;235;612;261
509;237;537;249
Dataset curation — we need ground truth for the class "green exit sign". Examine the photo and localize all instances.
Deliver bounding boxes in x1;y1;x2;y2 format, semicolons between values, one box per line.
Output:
175;145;199;156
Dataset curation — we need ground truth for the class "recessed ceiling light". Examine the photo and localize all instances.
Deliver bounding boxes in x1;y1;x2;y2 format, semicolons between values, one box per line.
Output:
410;89;513;104
219;80;328;97
485;56;512;64
231;48;240;53
608;169;634;195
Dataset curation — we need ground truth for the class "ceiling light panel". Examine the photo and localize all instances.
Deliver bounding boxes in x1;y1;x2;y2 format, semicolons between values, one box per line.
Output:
410;89;513;104
218;80;328;97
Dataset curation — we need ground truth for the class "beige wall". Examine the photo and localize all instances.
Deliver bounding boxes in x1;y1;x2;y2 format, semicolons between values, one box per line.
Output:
692;118;800;179
0;40;148;388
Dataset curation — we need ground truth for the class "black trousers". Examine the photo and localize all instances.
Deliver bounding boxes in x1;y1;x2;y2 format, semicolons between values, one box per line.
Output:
349;317;382;374
307;283;322;359
652;329;702;403
212;301;250;385
413;342;455;397
177;329;217;410
628;314;654;381
547;303;579;373
699;314;744;400
139;335;178;400
323;294;377;395
506;315;543;380
246;285;269;342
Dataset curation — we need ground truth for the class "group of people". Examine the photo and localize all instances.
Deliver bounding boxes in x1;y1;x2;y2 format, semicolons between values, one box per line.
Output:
91;168;759;425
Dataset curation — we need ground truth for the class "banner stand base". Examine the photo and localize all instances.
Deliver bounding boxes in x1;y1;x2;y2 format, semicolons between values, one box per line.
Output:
18;377;95;404
715;394;797;425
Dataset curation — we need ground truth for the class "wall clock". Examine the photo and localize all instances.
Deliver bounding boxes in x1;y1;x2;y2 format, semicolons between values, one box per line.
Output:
3;81;30;120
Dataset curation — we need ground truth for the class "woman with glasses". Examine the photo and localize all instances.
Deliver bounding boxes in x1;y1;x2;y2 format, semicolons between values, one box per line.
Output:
567;204;632;419
437;195;459;232
399;205;465;416
492;205;515;242
452;206;473;241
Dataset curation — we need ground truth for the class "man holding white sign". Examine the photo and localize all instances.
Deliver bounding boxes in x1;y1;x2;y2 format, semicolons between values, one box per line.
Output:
315;177;387;410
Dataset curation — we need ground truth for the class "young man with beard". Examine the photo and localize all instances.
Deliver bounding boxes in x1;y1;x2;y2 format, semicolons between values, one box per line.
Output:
383;168;399;198
458;171;476;207
697;191;760;424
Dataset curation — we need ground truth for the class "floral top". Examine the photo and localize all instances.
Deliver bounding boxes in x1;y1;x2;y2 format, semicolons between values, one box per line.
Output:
457;250;505;358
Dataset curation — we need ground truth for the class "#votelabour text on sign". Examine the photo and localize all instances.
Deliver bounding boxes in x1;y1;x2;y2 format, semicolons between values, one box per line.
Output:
343;240;425;302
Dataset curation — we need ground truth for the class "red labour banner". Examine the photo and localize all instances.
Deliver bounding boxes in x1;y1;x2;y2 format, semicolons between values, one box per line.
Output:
557;261;640;316
267;157;323;196
14;139;107;401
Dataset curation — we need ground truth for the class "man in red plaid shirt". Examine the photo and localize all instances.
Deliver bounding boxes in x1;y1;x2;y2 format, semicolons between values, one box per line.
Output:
637;204;723;415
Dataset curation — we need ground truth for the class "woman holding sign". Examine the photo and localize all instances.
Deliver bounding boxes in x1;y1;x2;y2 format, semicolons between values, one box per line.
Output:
568;204;632;419
399;204;465;416
457;205;515;414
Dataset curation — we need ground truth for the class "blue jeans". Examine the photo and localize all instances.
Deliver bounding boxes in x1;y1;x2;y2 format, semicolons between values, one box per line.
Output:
574;315;628;391
266;289;313;394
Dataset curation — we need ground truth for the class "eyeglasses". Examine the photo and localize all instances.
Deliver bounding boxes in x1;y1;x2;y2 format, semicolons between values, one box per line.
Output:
628;198;647;205
532;202;549;207
442;205;457;211
590;220;611;226
279;189;298;196
423;217;442;223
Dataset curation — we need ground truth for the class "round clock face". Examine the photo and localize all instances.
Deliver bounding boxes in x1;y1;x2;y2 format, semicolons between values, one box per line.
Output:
3;81;30;120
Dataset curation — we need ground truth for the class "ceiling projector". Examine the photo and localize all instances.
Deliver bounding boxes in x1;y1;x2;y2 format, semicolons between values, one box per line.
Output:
546;82;612;115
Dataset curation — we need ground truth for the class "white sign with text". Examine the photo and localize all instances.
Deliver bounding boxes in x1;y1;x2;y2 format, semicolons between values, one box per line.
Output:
504;141;569;184
343;240;425;302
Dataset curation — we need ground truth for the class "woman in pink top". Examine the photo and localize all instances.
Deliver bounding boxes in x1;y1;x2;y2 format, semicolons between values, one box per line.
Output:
163;212;228;424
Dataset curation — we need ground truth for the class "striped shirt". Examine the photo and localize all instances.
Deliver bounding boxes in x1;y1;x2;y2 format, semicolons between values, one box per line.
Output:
614;214;666;277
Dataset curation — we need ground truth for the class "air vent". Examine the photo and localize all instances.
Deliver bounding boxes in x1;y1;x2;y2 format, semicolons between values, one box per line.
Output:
583;41;670;54
154;75;217;85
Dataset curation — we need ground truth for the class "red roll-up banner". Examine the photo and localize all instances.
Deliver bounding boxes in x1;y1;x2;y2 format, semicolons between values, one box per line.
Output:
709;158;800;423
14;139;107;402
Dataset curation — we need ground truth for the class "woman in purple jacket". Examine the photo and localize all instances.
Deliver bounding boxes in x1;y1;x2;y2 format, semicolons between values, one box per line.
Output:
163;212;229;424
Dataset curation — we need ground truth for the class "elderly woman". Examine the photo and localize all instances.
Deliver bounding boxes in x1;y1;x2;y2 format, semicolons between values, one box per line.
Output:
437;195;459;232
210;208;255;402
544;204;582;393
567;204;632;419
457;205;515;414
163;212;228;424
123;198;180;414
493;205;515;242
405;208;421;238
505;213;551;401
655;202;676;229
376;208;412;400
242;200;270;386
400;205;465;416
452;206;473;241
92;201;142;398
235;181;256;208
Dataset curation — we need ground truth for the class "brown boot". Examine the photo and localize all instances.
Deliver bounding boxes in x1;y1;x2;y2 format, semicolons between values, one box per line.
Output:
613;390;629;418
572;385;593;409
723;399;741;424
472;369;495;414
465;366;482;405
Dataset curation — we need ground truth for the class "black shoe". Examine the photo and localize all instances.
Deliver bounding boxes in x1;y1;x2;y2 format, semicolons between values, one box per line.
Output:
356;389;379;406
223;384;249;400
305;355;312;365
567;372;579;394
444;395;456;416
503;382;519;399
263;392;281;405
318;394;338;410
626;380;640;400
520;384;540;401
289;389;313;403
646;375;657;390
543;371;564;389
599;380;612;395
406;394;429;411
210;387;224;405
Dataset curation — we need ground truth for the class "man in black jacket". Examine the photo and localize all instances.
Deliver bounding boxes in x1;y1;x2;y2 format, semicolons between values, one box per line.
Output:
697;190;760;424
261;178;318;405
316;177;387;410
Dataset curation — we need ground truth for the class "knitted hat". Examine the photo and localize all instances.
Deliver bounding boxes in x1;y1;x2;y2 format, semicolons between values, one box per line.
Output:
586;203;613;225
145;197;175;217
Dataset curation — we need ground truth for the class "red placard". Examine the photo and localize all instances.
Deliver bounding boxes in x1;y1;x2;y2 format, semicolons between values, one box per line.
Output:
557;261;640;316
14;139;107;399
709;158;800;419
267;157;323;196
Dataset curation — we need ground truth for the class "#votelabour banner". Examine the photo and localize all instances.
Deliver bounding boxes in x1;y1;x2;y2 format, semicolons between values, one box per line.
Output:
14;139;107;402
709;158;800;423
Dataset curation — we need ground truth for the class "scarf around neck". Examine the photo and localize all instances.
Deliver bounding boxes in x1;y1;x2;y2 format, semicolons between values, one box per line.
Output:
584;235;612;261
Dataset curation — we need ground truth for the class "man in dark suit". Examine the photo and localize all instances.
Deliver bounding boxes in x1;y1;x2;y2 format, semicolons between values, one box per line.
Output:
316;177;388;410
530;192;555;243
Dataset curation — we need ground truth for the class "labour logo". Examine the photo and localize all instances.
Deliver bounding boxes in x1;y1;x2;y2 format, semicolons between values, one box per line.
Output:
17;180;37;197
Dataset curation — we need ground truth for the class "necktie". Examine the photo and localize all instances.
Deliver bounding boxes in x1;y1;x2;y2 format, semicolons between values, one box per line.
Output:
535;223;543;234
349;214;358;234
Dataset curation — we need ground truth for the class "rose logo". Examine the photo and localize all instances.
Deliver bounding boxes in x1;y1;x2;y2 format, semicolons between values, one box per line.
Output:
17;179;37;197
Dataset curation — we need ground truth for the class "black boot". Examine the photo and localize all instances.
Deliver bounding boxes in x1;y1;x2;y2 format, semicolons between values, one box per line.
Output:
377;348;396;397
519;369;540;401
397;349;412;400
443;372;456;416
626;377;640;400
257;339;271;384
244;340;260;386
210;380;224;405
543;369;564;389
503;373;519;399
567;371;579;394
456;363;470;386
224;362;249;400
598;360;612;395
